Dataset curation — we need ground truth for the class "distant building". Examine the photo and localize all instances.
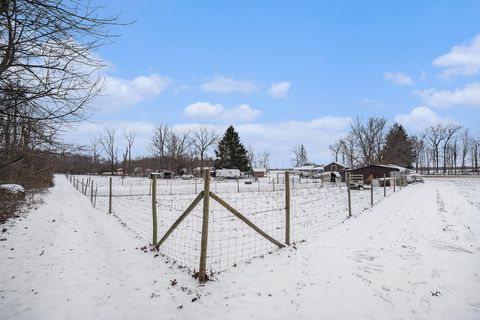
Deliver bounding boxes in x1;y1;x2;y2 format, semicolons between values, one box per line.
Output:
294;165;324;178
345;164;400;183
252;168;267;178
323;162;349;172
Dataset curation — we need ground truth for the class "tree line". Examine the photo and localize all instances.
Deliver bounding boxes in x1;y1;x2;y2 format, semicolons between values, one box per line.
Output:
57;125;275;176
329;116;479;174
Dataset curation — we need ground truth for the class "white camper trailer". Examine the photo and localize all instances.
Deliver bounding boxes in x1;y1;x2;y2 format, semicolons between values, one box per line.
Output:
215;169;241;179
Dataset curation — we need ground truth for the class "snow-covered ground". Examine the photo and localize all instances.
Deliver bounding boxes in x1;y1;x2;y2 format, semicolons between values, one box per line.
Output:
1;175;479;319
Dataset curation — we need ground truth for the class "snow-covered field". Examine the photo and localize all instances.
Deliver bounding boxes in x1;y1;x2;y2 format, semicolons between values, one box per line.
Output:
1;175;479;319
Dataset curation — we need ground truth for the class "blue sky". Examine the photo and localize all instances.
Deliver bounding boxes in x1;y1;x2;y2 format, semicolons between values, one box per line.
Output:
68;0;480;167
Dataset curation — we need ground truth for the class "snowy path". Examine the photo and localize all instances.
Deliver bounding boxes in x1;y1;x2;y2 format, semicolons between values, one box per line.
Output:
1;176;479;319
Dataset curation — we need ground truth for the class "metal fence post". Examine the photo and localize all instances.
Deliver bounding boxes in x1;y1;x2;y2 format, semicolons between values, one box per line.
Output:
285;171;291;245
383;173;386;197
199;169;211;283
108;177;112;214
152;174;158;245
90;180;94;202
346;172;352;218
94;185;98;208
370;174;373;207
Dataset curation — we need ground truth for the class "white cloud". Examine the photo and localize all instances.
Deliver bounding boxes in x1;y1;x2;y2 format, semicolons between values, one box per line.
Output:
96;73;171;113
184;102;224;119
268;81;291;98
200;76;257;94
416;82;480;108
433;34;480;78
395;106;454;132
383;72;413;85
184;102;261;122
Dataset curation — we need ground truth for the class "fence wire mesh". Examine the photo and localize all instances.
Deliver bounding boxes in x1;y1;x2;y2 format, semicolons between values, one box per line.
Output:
68;173;409;276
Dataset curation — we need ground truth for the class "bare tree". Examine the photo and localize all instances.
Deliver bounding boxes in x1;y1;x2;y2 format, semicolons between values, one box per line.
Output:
411;134;425;173
473;136;479;174
461;129;471;173
425;124;446;173
350;116;387;166
165;129;190;173
329;140;342;162
247;145;255;171
90;137;101;173
100;128;117;175
257;151;271;169
125;130;135;175
190;126;217;175
340;134;358;168
442;123;461;174
151;124;169;169
0;0;124;186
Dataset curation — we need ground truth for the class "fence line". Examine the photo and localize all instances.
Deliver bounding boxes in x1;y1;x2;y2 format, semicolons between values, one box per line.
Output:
65;170;412;283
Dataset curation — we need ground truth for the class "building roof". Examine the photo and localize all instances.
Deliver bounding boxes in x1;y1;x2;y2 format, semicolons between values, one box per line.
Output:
346;164;400;172
324;161;349;168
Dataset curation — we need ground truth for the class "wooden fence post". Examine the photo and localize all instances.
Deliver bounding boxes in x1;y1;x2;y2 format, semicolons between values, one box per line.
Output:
285;171;291;245
370;174;373;207
195;178;198;194
237;179;240;193
393;172;396;192
108;177;112;214
383;173;386;197
346;172;352;218
152;174;158;245
199;169;211;283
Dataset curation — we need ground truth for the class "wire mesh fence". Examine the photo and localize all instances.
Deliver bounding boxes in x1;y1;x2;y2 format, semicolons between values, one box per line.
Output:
66;171;411;281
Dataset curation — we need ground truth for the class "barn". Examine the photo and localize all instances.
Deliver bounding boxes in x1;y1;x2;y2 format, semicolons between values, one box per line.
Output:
323;162;349;172
345;164;400;183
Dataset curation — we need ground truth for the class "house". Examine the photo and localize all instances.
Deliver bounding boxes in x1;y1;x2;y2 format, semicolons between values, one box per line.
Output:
323;162;349;172
345;164;400;183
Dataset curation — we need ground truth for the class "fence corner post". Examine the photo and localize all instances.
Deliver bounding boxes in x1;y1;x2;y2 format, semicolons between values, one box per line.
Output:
346;172;352;218
285;171;291;245
152;174;158;245
199;169;211;283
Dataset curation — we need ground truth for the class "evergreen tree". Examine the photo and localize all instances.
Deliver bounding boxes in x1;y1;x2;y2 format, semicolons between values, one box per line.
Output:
381;123;414;167
214;126;250;171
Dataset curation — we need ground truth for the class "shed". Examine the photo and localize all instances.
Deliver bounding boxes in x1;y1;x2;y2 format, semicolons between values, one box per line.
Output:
345;164;400;183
